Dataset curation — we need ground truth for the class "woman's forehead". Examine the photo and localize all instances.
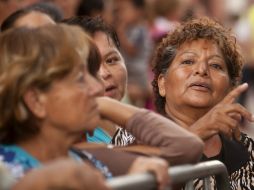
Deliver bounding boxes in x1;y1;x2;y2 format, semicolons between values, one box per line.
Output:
177;39;222;55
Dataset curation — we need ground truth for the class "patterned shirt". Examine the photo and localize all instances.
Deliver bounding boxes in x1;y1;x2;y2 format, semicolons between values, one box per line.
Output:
194;133;254;189
86;127;112;144
87;126;135;146
0;145;112;180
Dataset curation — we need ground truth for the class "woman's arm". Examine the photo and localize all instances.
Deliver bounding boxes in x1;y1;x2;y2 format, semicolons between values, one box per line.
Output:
97;97;204;165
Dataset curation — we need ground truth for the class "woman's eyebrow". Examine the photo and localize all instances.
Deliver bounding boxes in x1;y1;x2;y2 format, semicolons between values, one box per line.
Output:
207;55;225;61
104;50;119;58
178;51;198;57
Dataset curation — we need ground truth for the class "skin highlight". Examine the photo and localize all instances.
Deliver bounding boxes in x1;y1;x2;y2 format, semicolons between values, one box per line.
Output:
14;11;55;28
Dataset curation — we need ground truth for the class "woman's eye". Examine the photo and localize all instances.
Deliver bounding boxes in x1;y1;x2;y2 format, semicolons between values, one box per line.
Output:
106;57;119;64
210;63;223;70
77;73;85;83
181;60;194;65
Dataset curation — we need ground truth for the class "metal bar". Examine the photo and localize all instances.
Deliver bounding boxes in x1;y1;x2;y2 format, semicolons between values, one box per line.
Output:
107;160;230;190
107;172;171;190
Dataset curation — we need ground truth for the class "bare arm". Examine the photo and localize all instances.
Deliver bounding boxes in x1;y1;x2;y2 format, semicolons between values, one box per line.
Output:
97;97;140;126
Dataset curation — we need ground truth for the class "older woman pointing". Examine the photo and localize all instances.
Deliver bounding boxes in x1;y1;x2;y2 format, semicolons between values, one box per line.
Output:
152;17;254;189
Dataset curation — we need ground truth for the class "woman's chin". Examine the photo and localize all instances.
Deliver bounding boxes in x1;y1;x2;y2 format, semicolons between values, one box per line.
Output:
186;99;214;109
85;116;100;132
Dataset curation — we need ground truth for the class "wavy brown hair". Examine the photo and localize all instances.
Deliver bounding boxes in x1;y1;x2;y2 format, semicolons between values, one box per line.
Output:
0;24;100;144
152;17;244;114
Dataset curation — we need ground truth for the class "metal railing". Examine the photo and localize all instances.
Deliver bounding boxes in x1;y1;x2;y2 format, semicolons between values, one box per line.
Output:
107;160;230;190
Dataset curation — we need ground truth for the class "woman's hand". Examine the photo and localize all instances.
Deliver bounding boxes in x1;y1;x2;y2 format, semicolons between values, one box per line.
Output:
190;83;254;140
12;159;111;190
128;157;170;190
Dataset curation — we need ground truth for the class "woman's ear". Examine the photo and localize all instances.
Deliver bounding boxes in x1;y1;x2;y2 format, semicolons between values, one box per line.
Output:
23;89;46;119
158;74;166;97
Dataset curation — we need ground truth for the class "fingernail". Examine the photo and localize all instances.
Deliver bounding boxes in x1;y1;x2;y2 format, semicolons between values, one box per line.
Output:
251;115;254;122
241;83;248;89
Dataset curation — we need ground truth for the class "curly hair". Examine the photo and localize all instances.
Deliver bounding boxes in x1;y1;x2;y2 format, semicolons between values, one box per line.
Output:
0;24;98;144
152;17;244;114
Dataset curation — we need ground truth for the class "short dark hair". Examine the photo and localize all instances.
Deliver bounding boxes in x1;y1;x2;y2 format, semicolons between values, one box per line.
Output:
63;16;120;50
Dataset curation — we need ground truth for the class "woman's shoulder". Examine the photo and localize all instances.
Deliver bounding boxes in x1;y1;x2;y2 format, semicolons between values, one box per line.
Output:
215;134;250;175
86;127;112;144
0;145;27;179
228;133;254;189
0;144;40;179
240;133;254;162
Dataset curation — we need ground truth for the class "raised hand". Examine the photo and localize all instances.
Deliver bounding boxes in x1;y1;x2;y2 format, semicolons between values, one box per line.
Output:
190;83;254;140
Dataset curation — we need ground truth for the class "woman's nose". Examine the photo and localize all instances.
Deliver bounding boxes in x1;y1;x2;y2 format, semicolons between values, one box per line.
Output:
99;64;111;79
194;61;209;76
88;75;104;97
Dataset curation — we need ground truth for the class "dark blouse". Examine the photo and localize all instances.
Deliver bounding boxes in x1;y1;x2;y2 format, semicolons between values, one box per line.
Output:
194;133;254;189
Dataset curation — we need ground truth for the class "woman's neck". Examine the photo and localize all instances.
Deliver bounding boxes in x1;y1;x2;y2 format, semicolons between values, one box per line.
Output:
165;104;209;128
98;119;118;137
17;126;80;163
203;135;222;158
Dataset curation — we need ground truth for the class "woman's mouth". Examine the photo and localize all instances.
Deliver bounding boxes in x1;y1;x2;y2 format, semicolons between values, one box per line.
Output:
189;82;211;92
104;85;117;97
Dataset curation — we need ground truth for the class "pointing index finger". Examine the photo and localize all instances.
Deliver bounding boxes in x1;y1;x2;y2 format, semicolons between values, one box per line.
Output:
222;83;248;104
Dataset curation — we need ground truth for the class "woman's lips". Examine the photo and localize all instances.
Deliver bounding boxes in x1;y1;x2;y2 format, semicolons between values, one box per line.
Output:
189;82;211;92
104;85;117;97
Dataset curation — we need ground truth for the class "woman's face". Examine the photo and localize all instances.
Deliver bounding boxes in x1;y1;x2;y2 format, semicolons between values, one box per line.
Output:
38;63;103;134
93;31;127;101
158;39;231;113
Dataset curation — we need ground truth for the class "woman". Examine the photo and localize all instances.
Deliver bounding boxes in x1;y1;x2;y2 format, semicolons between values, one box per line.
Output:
152;17;254;189
0;24;105;178
64;16;133;145
0;24;173;190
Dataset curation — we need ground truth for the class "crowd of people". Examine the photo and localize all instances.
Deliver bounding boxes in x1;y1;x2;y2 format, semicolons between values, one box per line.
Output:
0;0;254;190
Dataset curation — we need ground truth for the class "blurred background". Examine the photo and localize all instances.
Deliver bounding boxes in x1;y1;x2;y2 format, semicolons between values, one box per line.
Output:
1;0;254;135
